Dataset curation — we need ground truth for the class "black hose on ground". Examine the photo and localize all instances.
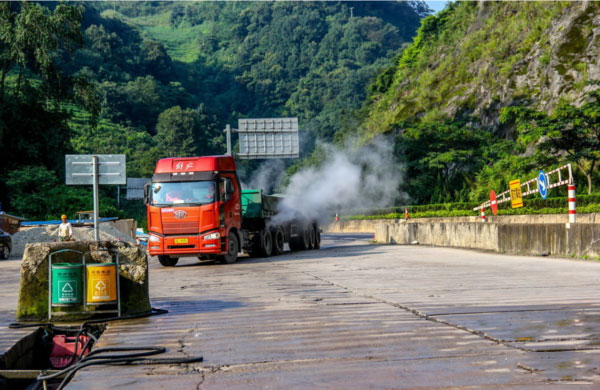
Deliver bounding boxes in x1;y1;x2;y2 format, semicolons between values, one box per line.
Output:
37;346;203;390
6;307;175;388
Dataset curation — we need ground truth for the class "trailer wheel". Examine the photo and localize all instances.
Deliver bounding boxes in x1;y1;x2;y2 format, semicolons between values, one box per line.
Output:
301;227;311;249
313;224;321;249
272;227;285;255
220;232;239;264
158;255;178;267
260;229;273;257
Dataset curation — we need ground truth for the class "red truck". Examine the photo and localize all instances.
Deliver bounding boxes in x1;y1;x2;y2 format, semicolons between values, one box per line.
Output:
144;156;320;266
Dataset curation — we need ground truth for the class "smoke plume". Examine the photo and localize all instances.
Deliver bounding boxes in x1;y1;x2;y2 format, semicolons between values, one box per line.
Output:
242;159;286;194
273;136;405;225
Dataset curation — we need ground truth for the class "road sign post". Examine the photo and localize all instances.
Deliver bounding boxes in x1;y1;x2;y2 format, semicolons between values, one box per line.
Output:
490;190;498;216
66;155;126;241
509;179;523;209
537;170;549;199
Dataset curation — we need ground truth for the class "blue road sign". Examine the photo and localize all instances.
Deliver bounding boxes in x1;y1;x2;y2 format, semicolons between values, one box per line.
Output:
537;170;549;199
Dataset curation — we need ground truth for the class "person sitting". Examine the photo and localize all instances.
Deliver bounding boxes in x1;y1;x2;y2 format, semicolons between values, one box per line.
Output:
166;190;184;203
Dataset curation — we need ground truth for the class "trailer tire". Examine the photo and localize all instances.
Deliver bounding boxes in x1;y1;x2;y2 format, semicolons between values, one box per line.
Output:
272;227;285;255
313;224;321;249
220;232;239;264
302;227;311;250
260;229;273;257
158;255;178;267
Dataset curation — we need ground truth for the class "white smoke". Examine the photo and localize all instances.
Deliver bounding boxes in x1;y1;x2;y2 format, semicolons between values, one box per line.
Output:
273;136;405;225
242;159;286;194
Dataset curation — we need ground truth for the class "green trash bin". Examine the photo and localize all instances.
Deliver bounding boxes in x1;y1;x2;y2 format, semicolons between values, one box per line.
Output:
51;263;83;306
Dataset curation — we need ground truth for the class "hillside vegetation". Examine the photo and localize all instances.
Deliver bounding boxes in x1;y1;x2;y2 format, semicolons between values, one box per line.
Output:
0;1;426;220
359;1;600;205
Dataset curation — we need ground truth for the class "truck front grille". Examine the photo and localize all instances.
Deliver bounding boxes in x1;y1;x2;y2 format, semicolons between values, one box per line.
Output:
162;222;199;234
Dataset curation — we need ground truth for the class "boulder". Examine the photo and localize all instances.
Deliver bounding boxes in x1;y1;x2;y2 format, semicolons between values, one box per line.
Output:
17;241;150;322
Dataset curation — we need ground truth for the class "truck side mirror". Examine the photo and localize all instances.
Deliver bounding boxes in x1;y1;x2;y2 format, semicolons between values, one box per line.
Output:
143;182;151;205
222;179;234;202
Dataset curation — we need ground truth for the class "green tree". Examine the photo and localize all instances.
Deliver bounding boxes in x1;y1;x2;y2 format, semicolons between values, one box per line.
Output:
155;106;197;157
501;89;600;194
396;121;492;203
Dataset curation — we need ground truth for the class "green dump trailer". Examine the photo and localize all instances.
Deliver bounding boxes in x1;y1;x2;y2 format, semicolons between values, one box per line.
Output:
240;189;320;257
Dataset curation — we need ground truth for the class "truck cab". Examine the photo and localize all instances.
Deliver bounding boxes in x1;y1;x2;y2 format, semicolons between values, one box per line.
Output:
144;156;242;266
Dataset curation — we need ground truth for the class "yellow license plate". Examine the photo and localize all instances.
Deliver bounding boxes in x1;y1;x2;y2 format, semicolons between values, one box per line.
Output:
174;238;189;244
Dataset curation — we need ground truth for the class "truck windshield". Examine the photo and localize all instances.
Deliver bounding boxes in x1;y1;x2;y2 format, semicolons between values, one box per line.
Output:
151;181;216;206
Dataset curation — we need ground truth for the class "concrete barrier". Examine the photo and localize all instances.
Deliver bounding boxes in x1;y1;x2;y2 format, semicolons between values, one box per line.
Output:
326;213;600;233
374;221;600;258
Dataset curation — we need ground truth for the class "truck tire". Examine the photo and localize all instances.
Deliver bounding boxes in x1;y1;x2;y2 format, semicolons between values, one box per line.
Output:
313;224;321;249
260;229;273;257
272;227;284;255
220;232;239;264
308;227;316;249
158;255;178;267
302;227;311;249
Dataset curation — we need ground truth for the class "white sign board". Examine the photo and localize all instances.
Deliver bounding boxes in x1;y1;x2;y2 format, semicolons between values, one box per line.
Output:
237;118;299;159
126;178;150;200
66;155;126;185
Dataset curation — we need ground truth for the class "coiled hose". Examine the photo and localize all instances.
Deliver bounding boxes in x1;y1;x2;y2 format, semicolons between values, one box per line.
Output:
7;307;203;389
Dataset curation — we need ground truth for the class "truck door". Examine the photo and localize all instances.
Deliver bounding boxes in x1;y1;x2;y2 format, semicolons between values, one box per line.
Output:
219;174;242;236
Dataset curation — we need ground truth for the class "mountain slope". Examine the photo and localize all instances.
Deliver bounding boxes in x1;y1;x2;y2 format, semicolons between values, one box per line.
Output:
364;1;600;136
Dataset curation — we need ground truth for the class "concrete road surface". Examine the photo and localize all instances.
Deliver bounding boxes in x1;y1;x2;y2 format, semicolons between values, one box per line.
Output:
2;234;599;388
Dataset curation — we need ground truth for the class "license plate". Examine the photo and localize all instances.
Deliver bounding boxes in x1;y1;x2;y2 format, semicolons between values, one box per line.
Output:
174;238;188;244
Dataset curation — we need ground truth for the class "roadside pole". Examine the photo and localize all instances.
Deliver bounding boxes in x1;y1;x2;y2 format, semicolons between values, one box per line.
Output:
92;155;100;241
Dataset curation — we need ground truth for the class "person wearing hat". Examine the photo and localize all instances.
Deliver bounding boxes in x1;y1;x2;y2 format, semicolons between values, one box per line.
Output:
58;214;73;242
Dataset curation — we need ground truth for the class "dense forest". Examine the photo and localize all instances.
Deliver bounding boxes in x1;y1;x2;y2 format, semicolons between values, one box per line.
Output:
2;1;599;223
0;1;426;220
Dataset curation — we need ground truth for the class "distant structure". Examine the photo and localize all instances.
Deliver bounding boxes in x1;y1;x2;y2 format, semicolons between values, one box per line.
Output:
350;7;354;18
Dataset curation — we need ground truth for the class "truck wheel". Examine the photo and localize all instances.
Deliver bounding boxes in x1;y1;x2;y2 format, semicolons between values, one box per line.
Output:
260;229;273;257
0;245;9;260
158;255;178;267
221;233;239;264
302;227;311;249
308;227;316;249
313;224;321;249
272;227;284;255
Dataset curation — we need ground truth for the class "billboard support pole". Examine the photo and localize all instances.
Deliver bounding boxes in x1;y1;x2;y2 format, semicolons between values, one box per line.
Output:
225;124;232;156
92;155;100;241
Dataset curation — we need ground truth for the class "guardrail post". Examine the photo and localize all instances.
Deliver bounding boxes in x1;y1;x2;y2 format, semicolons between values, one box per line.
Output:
480;207;486;222
568;182;576;223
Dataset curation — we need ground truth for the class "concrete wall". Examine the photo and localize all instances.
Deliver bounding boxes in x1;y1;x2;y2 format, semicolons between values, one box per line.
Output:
374;221;600;258
326;213;600;233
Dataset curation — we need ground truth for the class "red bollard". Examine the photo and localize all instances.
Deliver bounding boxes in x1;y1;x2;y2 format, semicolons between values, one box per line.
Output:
480;207;486;222
568;184;576;223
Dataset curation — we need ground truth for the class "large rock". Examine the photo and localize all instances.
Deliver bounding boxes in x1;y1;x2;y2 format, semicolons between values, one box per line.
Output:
17;241;150;322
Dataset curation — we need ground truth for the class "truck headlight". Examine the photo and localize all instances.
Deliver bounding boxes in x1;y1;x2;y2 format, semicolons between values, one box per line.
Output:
149;234;161;243
203;232;220;240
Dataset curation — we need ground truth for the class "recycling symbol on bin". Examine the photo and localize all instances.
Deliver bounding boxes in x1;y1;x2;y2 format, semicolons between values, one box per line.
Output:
95;281;107;291
61;283;73;293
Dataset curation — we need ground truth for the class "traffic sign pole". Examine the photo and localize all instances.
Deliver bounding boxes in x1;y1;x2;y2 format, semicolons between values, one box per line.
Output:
92;156;100;241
